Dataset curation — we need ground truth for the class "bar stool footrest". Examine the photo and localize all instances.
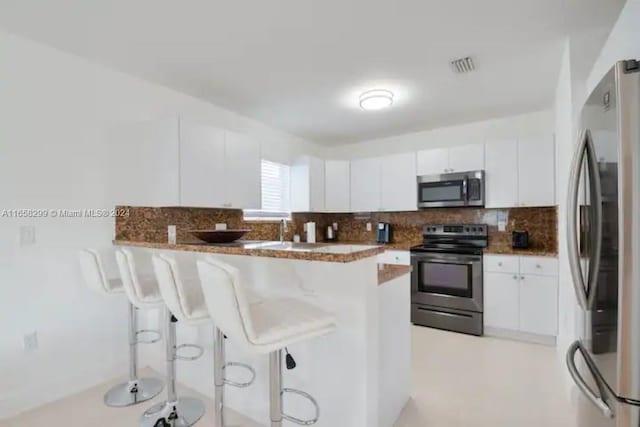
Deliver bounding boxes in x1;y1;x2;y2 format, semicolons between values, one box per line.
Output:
281;388;320;425
223;362;256;388
175;344;204;361
135;329;162;344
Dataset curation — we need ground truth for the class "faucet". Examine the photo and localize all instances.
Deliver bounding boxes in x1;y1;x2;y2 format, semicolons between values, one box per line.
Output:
279;219;288;243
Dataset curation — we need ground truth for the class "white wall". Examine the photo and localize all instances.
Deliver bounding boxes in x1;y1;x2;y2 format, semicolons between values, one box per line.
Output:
326;110;554;159
0;29;322;419
587;0;640;95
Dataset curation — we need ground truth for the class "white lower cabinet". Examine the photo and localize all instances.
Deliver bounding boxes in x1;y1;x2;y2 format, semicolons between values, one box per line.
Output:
484;255;558;343
484;272;520;330
377;250;410;266
519;274;558;336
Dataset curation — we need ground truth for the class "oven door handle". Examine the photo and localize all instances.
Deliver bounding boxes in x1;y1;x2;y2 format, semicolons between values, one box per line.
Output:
412;258;478;266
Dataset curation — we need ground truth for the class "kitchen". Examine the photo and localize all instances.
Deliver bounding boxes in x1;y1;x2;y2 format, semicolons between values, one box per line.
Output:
1;1;639;427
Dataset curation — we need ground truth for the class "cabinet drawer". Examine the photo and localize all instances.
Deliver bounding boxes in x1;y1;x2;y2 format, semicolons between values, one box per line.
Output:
519;256;558;277
484;255;519;274
378;250;410;266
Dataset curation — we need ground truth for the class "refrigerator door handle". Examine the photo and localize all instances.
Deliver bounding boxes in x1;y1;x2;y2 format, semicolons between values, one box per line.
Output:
567;130;590;309
584;130;603;309
566;340;614;419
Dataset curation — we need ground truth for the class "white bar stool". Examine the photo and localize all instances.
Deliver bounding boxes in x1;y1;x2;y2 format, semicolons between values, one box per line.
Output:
116;248;205;427
78;249;163;407
152;253;256;427
196;256;336;426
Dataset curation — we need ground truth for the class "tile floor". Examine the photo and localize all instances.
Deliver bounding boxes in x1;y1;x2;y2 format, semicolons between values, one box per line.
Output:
1;326;606;427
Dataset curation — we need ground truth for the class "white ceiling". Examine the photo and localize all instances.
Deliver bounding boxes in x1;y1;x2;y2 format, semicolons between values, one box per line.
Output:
0;0;626;145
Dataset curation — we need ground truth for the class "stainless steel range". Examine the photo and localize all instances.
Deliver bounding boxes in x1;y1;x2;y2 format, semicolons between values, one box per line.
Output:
410;224;487;336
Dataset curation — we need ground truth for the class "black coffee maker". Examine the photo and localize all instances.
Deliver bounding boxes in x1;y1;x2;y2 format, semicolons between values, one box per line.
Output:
376;223;392;243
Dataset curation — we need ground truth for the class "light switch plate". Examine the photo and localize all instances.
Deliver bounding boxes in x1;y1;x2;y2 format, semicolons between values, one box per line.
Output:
497;211;507;232
366;223;372;232
19;226;36;246
23;331;38;352
215;223;227;230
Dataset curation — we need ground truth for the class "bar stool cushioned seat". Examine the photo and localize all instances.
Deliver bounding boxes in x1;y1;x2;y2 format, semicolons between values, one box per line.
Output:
78;249;163;407
197;256;336;426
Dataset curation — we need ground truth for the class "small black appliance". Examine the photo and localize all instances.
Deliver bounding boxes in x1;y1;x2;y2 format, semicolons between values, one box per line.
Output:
376;223;392;243
512;230;529;249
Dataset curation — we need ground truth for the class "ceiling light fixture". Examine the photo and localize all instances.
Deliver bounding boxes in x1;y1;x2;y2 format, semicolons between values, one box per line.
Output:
359;89;394;111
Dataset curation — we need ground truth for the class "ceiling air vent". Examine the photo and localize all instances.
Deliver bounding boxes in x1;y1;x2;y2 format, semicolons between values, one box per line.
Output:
450;56;475;74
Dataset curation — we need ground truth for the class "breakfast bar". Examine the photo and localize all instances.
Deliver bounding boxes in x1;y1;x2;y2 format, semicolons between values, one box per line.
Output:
114;239;411;427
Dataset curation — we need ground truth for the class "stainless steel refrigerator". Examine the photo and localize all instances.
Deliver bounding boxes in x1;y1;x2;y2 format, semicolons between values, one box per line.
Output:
567;59;640;426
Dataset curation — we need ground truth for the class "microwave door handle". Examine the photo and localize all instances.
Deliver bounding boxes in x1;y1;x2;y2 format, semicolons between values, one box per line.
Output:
462;176;468;201
585;130;603;310
566;341;614;418
567;129;590;310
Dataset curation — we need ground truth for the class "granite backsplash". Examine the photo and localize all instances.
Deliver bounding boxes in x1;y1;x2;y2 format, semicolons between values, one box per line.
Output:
115;206;557;256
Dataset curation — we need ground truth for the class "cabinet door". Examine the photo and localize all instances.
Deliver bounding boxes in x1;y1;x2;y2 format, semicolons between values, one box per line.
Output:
484;139;518;208
108;118;180;206
179;120;226;207
309;156;325;212
350;157;381;212
519;275;558;336
224;131;261;209
517;135;555;206
325;160;350;212
381;152;417;211
484;272;520;330
448;144;485;173
416;148;449;175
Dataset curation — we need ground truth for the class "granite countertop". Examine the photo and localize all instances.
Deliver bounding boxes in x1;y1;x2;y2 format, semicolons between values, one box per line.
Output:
378;264;413;285
113;240;385;263
484;248;558;257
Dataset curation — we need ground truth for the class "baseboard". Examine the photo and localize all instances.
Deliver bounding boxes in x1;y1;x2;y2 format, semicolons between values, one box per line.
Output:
485;327;557;346
0;356;128;420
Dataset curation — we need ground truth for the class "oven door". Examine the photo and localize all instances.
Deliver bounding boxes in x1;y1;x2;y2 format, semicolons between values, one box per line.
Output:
411;251;483;312
417;173;467;208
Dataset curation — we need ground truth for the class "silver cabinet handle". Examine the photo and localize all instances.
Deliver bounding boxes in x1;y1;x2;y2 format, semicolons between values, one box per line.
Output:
520;276;525;280
566;341;614;418
567;130;590;309
498;262;503;266
512;275;518;280
536;264;541;269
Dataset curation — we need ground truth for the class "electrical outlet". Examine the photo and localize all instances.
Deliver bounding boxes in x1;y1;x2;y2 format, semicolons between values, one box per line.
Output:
332;222;338;230
23;332;38;352
19;226;36;246
366;223;372;232
215;223;227;230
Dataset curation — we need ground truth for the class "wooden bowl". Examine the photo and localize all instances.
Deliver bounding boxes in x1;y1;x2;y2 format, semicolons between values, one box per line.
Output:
189;229;250;244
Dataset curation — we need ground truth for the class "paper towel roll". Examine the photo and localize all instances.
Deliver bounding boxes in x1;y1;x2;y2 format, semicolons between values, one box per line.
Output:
306;222;316;243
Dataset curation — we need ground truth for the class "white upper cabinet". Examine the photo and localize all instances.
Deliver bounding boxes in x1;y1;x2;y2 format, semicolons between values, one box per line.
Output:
485;139;519;208
224;131;261;209
381;152;417;211
517;135;555;207
350;157;382;212
417;144;485;176
448;144;485;173
325;160;350;212
485;135;555;208
108;118;180;207
178;120;261;209
416;148;449;175
291;156;325;212
179;120;226;208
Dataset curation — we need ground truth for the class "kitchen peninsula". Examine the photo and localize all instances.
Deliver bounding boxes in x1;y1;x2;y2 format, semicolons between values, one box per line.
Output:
113;237;411;427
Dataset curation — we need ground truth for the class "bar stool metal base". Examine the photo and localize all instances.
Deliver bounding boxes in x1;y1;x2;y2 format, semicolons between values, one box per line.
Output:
104;377;164;407
140;397;205;427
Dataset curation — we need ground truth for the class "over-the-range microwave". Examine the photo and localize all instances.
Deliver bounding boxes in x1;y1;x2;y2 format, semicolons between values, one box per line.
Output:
416;170;485;208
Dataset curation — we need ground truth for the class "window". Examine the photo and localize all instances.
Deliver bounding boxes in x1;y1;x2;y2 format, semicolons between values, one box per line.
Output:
243;160;291;220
